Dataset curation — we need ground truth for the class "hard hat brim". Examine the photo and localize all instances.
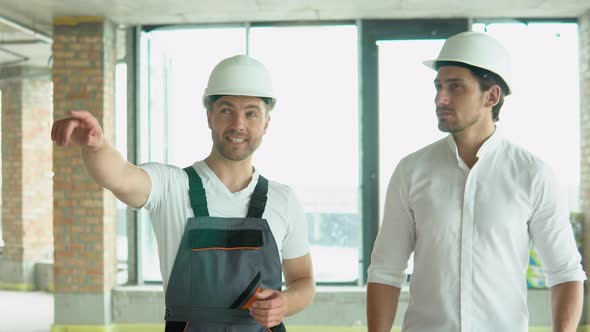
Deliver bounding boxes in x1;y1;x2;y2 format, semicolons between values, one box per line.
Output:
422;58;512;95
423;59;436;70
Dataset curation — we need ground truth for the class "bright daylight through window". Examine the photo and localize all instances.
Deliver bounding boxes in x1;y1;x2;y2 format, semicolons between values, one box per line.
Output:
135;21;580;286
140;25;360;283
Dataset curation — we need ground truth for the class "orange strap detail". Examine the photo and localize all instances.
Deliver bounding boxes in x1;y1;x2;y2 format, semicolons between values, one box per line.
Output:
191;247;261;252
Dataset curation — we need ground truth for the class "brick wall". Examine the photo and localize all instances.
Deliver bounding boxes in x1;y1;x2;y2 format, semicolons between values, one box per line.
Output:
0;68;24;261
52;18;117;294
0;66;53;288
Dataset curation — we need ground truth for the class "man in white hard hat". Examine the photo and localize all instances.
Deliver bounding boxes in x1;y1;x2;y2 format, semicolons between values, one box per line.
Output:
52;55;315;332
366;31;586;332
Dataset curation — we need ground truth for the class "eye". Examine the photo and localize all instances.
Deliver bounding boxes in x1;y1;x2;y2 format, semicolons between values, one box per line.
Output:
450;83;464;93
220;108;231;114
246;111;259;118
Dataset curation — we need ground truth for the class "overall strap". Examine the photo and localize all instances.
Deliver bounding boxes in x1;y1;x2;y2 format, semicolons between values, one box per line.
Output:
183;166;209;217
247;175;268;219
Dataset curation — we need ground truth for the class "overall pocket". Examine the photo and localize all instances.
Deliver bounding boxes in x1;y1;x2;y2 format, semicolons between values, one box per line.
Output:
189;228;264;309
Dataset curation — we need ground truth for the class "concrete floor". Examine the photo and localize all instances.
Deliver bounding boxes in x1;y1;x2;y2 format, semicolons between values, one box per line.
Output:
0;290;53;332
0;289;581;332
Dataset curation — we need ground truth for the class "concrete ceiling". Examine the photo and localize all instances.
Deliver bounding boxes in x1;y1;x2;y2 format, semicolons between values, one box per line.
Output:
0;0;589;68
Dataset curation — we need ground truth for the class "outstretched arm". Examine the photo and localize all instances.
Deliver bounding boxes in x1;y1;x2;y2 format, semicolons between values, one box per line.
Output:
52;110;151;208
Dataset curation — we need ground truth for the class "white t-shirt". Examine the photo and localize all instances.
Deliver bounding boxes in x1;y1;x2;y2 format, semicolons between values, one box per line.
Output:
139;160;310;290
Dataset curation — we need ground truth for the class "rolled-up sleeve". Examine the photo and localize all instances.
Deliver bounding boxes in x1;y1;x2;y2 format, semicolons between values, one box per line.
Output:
529;164;586;287
367;159;416;287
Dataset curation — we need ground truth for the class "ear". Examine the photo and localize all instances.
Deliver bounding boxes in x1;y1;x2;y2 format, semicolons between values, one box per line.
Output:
263;115;271;134
485;85;501;108
207;109;213;129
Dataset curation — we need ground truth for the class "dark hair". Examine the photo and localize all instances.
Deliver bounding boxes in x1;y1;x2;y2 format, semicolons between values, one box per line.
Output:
205;95;276;113
435;61;508;122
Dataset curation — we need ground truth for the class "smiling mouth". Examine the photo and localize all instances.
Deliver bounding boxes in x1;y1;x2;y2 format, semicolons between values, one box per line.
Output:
227;136;246;143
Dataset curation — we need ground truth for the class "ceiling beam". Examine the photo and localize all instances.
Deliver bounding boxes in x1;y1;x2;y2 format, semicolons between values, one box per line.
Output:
0;16;52;43
0;39;44;45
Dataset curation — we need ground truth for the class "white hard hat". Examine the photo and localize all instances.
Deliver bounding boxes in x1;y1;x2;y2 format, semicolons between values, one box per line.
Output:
203;54;275;108
423;31;512;95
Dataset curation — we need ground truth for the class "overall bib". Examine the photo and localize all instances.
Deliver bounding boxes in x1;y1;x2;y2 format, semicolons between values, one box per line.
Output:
164;167;286;332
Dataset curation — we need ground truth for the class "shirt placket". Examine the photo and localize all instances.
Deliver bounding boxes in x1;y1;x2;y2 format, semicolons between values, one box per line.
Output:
460;165;477;332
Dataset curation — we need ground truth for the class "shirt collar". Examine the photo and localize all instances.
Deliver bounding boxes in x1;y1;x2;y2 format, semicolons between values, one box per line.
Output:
476;126;503;158
446;126;504;162
197;160;259;197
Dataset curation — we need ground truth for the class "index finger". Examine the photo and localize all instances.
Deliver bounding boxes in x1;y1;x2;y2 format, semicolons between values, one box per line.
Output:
68;110;93;121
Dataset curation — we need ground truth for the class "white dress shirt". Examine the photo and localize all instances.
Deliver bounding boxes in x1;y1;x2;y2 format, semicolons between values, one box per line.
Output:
367;129;586;332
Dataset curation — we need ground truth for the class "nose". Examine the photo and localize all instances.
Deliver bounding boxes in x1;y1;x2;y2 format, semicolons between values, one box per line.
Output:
229;113;246;131
435;89;450;107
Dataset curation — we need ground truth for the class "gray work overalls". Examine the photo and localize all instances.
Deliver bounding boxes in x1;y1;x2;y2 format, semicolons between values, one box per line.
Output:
164;166;286;332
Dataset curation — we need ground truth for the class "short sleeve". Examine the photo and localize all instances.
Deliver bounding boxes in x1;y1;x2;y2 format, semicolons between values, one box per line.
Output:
280;188;310;260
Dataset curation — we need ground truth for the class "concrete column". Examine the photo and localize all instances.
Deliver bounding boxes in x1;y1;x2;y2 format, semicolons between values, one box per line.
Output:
52;17;117;328
0;66;53;291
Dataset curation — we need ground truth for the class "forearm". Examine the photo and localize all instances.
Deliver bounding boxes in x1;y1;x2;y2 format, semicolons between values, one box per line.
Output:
551;280;583;332
80;142;149;208
81;142;129;191
367;282;401;332
283;276;315;316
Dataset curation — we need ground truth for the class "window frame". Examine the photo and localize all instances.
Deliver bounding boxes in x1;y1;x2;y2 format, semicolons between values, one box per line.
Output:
130;18;580;286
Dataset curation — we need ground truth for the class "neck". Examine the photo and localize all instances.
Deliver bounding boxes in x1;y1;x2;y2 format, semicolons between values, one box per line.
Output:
452;120;496;168
204;153;254;193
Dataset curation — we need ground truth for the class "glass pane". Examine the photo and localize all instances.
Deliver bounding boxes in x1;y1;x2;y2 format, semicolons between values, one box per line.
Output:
139;27;247;282
378;40;446;217
144;27;247;166
472;22;580;213
471;22;581;289
0;89;2;248
115;63;128;284
378;40;447;277
249;25;360;283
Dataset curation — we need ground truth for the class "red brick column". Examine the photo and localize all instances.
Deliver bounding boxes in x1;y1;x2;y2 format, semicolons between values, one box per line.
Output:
52;17;117;326
0;66;53;290
580;8;590;324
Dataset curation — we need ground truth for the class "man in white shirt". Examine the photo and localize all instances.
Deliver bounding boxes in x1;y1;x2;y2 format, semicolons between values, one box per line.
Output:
367;31;586;332
52;55;315;331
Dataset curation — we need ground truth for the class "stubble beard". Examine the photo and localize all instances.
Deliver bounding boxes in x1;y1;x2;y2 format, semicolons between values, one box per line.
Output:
438;110;481;133
212;132;259;162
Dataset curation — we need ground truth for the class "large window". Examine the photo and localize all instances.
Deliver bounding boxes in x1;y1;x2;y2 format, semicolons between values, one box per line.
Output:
250;26;359;283
139;24;360;283
378;39;446;222
136;20;581;286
